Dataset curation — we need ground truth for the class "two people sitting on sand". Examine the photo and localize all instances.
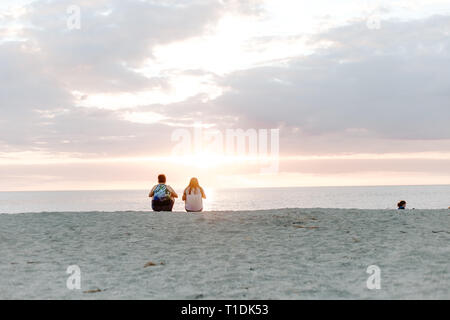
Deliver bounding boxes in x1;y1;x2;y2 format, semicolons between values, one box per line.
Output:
149;174;206;212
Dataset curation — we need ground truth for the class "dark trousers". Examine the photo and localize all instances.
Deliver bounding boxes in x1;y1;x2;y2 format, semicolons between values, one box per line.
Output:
152;199;174;212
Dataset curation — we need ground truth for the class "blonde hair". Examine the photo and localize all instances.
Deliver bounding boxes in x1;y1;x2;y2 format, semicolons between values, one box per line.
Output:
187;177;200;195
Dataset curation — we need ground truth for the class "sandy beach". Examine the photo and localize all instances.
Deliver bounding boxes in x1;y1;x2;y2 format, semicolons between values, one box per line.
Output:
1;208;448;299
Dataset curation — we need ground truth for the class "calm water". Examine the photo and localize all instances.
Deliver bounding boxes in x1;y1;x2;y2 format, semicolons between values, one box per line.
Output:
0;185;449;214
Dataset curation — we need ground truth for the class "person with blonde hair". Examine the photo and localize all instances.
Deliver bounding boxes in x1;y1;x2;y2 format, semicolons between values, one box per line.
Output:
182;177;206;212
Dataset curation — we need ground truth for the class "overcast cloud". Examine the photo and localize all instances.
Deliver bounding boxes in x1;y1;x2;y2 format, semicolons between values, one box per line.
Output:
0;0;449;189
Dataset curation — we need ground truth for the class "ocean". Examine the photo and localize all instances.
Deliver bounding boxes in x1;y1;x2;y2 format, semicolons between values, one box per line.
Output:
1;185;449;214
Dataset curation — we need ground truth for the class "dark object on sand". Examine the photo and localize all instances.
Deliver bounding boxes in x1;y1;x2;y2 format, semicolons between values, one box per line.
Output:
144;261;165;268
293;225;319;229
83;288;102;294
144;262;157;267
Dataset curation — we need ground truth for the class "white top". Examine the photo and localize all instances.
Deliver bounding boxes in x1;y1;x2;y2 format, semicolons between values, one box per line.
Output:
184;187;203;212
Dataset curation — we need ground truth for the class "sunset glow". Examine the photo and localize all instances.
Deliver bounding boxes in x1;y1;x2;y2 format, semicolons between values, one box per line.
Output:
1;0;450;191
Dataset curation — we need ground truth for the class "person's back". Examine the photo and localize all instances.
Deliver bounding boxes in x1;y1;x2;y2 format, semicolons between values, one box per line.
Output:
152;183;170;201
183;178;206;212
149;174;178;212
185;187;204;212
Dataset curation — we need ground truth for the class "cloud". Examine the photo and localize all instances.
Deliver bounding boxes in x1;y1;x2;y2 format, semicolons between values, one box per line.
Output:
18;0;226;93
1;2;450;163
210;14;450;145
0;0;248;154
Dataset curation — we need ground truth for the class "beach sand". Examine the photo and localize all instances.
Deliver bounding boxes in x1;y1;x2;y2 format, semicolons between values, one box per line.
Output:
0;209;449;299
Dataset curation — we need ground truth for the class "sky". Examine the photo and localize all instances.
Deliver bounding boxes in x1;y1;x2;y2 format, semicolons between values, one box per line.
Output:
1;0;450;191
